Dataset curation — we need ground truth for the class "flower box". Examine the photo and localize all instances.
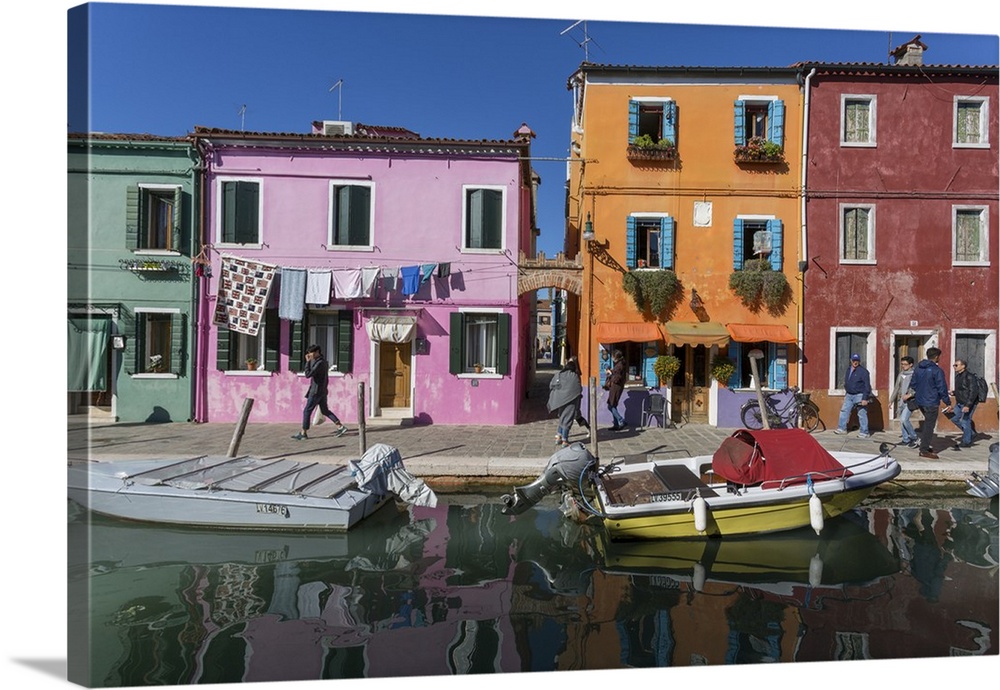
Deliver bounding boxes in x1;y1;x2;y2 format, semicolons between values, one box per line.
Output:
627;145;677;162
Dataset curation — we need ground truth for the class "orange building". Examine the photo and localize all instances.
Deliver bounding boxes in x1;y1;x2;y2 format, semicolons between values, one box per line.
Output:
566;64;805;427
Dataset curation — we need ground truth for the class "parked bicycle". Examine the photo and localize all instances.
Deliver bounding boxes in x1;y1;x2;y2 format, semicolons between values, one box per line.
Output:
740;386;821;432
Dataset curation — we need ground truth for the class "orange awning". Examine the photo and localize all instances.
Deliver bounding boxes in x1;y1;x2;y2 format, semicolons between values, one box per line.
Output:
663;321;730;346
726;323;797;343
594;322;662;344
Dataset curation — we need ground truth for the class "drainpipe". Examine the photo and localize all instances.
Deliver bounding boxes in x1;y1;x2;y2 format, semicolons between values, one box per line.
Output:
798;68;816;391
193;138;210;422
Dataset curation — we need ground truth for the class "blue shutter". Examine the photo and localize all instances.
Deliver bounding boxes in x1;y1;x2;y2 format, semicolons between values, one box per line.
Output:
773;344;788;391
626;217;637;269
768;219;783;271
663;101;676;145
730;345;742;388
643;341;659;388
660;217;674;270
628;100;639;144
598;347;609;388
734;100;746;145
733;218;744;270
769;100;785;145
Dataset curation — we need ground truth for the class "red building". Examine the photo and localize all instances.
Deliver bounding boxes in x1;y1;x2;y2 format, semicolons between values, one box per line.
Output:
799;38;998;432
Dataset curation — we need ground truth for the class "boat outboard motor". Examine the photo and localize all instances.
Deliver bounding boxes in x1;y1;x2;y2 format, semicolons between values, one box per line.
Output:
501;442;597;516
965;442;1000;499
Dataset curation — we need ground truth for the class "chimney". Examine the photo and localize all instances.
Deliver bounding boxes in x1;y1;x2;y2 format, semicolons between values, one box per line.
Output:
890;35;927;66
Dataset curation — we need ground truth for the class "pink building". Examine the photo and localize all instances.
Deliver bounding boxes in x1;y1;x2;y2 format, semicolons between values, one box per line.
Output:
192;121;537;425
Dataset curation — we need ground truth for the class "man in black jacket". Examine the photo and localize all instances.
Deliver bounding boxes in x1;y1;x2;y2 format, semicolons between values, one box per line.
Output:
292;345;349;441
948;359;979;450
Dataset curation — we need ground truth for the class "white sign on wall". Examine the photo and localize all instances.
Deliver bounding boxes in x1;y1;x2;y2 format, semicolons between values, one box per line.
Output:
693;201;712;227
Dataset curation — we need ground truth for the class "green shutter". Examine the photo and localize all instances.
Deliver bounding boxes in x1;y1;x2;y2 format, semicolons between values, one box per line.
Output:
121;307;137;375
337;309;353;373
171;186;183;254
734;100;746;145
216;326;230;371
264;308;279;372
349;186;371;246
125;186;140;250
449;312;464;374
497;313;511;376
222;181;236;243
170;313;186;375
289;317;305;372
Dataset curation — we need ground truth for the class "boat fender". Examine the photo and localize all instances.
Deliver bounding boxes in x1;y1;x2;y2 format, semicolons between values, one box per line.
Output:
692;562;706;592
809;553;823;587
807;476;824;535
693;494;707;533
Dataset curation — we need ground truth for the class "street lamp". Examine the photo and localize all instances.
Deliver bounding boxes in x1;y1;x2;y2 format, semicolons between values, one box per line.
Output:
582;212;595;243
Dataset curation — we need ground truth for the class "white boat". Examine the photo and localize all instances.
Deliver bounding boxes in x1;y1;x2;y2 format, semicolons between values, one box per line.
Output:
67;443;436;531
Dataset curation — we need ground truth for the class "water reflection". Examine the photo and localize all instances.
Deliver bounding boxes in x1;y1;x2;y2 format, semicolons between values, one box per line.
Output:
68;496;999;686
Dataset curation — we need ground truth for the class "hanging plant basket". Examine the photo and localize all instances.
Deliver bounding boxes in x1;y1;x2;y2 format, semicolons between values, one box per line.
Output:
653;354;681;384
728;259;790;314
622;269;681;318
711;355;736;387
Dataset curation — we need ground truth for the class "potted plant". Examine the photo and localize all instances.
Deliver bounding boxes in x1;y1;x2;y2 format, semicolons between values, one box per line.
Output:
653;354;681;385
711;355;737;387
728;258;790;314
627;134;677;161
622;269;680;318
246;357;258;370
734;136;784;163
148;354;164;373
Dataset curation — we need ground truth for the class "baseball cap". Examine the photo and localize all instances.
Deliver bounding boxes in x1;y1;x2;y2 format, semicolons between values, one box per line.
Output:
850;354;860;361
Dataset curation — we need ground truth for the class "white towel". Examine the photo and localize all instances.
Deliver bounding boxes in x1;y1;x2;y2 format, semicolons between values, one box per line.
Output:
332;268;364;299
306;269;332;305
361;267;380;297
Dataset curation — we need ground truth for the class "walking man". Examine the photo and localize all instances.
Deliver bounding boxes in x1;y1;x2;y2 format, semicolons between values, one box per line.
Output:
908;347;952;459
889;355;918;447
948;359;979;450
292;344;348;441
835;353;872;437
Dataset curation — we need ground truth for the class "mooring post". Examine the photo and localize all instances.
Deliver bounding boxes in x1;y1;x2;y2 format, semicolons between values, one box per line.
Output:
589;376;599;459
358;382;367;455
227;398;254;457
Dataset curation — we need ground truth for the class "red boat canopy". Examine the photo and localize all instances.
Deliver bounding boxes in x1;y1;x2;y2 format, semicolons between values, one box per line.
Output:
711;429;850;486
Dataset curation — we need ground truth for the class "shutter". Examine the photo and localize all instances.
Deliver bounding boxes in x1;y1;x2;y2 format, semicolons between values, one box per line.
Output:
729;348;742;389
768;219;783;271
769;100;785;145
660;217;674;270
626;217;637;268
772;343;788;391
662;101;676;145
337;309;353;373
171;186;183;253
125;186;140;250
216;326;231;371
733;100;746;145
121;307;137;375
733;218;745;270
484;189;503;249
288;317;305;373
643;341;659;387
628;100;639;144
170;312;186;376
449;312;464;374
349;186;371;246
497;313;511;376
598;347;608;388
236;181;259;244
222;181;236;243
264;308;279;371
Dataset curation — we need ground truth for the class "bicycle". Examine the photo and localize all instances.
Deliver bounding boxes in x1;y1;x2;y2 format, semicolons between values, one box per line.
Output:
740;386;821;433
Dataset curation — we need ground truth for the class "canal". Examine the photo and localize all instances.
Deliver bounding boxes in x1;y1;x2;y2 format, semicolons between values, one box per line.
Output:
68;490;998;687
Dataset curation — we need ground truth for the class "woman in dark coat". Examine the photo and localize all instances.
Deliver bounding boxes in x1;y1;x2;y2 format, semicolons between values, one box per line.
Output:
547;357;583;446
605;349;627;431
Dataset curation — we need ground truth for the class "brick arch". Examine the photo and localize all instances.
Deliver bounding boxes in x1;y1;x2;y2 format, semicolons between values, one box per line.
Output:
517;269;582;296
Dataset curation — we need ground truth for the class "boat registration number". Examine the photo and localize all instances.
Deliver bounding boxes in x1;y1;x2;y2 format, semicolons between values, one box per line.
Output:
650;492;685;503
256;503;290;518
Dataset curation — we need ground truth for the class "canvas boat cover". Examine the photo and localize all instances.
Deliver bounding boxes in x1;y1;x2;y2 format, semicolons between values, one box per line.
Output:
711;428;850;486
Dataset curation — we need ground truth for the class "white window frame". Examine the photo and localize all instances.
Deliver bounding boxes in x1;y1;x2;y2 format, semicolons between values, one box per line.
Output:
327;180;375;252
951;329;996;398
953;96;990;148
838;203;876;264
629;212;671;270
952;205;990;266
828;327;877;396
133;307;180;379
736;213;776;267
456;306;504;378
306;308;347;378
840;94;877;147
135;184;182;255
461;185;507;253
215;176;264;248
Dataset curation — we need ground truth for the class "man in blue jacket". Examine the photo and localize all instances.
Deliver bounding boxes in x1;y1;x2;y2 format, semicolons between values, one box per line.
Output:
907;347;953;459
834;353;872;437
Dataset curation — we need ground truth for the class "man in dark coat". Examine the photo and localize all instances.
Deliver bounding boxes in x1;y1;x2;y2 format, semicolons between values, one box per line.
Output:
292;344;349;441
947;359;979;450
907;347;953;459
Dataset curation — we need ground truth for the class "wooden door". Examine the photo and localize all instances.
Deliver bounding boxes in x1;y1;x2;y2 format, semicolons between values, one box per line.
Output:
379;341;411;408
671;345;709;423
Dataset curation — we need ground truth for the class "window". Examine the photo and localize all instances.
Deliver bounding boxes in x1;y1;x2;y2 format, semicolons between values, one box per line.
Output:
329;182;373;248
626;215;674;269
463;186;504;250
288;310;353;374
953;207;989;264
954;331;994;396
725;342;780;389
126;185;181;251
831;329;873;393
954;97;989;147
841;95;876;146
733;217;783;270
126;308;185;376
216;308;278;371
218;179;261;245
734;97;784;147
628;98;676;145
840;205;876;263
449;311;511;375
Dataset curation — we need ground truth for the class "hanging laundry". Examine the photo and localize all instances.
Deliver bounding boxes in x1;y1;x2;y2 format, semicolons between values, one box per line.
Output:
278;267;307;321
306;269;332;305
420;263;438;286
436;262;451;279
400;265;421;296
382;266;399;292
332;268;365;299
213;256;277;336
361;266;381;297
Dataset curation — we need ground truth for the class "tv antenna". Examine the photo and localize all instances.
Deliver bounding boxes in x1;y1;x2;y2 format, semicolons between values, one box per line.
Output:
560;20;597;62
238;104;246;131
329;79;344;120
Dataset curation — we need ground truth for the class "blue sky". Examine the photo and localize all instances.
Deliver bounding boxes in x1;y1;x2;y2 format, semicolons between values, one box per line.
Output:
69;1;998;259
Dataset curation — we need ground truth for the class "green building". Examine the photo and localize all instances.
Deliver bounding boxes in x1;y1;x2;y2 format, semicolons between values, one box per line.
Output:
68;134;200;422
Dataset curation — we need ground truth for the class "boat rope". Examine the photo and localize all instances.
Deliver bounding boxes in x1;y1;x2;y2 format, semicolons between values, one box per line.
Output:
574;464;609;519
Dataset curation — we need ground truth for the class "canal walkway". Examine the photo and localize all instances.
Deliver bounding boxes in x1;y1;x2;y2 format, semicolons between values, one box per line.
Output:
68;369;993;483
